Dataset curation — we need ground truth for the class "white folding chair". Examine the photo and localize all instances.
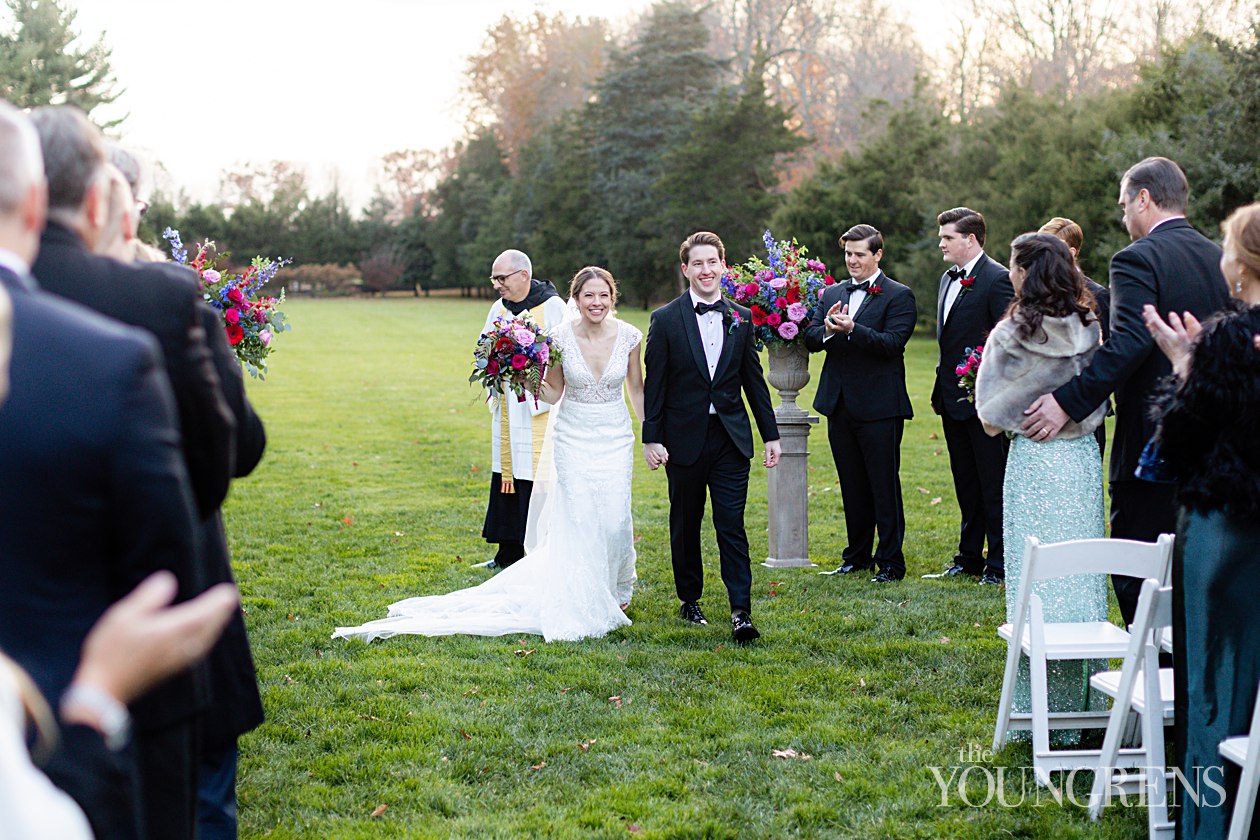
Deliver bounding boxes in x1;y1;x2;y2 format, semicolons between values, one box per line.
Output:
1087;579;1175;838
1221;678;1260;840
993;534;1175;786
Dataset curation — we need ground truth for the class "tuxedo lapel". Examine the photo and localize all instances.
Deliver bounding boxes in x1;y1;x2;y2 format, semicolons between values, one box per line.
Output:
850;272;882;323
712;310;738;382
936;274;951;335
677;294;711;382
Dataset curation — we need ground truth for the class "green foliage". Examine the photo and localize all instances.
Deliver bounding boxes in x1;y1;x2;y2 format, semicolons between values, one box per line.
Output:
0;0;122;125
426;131;511;290
230;297;1145;838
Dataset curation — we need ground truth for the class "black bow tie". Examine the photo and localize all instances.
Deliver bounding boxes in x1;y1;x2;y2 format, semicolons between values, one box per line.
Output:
851;280;872;292
694;300;726;316
947;267;966;281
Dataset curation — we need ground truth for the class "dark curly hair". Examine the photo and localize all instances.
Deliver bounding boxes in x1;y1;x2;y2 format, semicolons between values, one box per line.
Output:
1006;232;1096;341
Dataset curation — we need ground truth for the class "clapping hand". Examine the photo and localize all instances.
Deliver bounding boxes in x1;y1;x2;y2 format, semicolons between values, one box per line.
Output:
825;302;853;335
1143;304;1201;379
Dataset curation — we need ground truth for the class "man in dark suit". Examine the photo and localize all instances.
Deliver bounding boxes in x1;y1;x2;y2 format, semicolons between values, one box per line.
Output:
0;99;203;840
804;224;917;582
29;104;236;840
928;207;1015;586
1022;157;1230;625
643;231;781;642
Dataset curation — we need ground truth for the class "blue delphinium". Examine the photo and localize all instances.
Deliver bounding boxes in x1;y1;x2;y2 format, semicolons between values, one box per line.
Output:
762;229;785;276
162;227;187;264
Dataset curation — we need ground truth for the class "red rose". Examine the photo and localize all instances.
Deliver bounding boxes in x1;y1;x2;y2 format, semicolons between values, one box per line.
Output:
511;354;529;370
960;275;976;289
224;307;241;324
486;359;500;376
766;312;782;327
774;296;788;309
750;305;768;325
227;288;245;304
225;324;244;346
824;274;836;285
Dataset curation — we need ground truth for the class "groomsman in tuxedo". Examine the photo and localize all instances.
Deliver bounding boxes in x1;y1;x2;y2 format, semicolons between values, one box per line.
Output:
478;249;568;570
643;231;781;641
928;208;1015;586
0;99;202;840
804;225;917;582
1022;157;1229;625
29;104;234;840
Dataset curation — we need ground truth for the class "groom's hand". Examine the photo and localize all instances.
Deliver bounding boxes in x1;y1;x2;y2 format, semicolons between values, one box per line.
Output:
644;442;669;470
763;440;782;469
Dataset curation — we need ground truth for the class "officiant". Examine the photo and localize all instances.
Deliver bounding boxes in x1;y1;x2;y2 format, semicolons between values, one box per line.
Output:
479;249;568;570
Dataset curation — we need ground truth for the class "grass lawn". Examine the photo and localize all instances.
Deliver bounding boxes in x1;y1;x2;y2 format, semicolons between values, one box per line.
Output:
228;297;1145;838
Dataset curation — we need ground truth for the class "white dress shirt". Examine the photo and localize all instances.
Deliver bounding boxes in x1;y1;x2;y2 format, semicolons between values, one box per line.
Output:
689;289;723;413
942;252;984;322
823;271;882;343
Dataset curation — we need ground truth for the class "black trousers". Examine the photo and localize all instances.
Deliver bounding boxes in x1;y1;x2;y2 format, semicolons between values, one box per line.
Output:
825;397;906;578
134;719;198;840
941;413;1008;574
482;474;533;567
1108;478;1178;627
664;415;753;613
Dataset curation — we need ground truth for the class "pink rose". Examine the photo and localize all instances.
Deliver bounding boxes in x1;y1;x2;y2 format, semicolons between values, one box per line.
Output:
511;354;529;370
806;259;826;272
202;270;221;284
769;278;788;290
224;308;241;324
511;327;536;347
786;302;808;322
260;329;272;346
755;270;774;283
744;283;759;297
777;321;799;340
766;312;782;327
536;344;550;365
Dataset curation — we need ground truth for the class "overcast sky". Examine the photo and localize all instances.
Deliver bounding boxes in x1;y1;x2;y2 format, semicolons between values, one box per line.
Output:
68;0;950;209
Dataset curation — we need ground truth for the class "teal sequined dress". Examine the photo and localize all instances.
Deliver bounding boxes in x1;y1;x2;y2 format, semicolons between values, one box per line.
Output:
1002;434;1108;742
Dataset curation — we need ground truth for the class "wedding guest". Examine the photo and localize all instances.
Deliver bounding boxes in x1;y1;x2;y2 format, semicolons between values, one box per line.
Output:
1038;216;1110;457
478;249;567;570
28;103;236;840
975;233;1108;742
804;224;917;582
642;231;780;641
0;99;204;840
96;164;138;261
1143;201;1260;840
1022;157;1229;627
927;207;1014;585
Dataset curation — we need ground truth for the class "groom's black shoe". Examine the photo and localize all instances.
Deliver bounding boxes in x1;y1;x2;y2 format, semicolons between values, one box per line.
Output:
979;571;1005;586
732;612;760;643
837;562;873;574
871;571;902;584
680;601;708;625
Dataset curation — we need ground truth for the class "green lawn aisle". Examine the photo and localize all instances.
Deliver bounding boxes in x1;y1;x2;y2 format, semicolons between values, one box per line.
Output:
227;297;1142;839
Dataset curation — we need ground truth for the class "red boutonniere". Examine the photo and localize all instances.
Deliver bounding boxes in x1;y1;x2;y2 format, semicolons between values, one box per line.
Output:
959;275;977;290
725;308;744;334
868;284;884;296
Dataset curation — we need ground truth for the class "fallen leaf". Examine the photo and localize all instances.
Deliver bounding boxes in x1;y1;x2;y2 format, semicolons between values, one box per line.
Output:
772;748;813;761
340;515;354;527
859;678;866;688
370;804;387;818
359;714;381;721
713;644;725;652
578;739;597;751
514;648;536;656
284;675;294;684
897;599;910;607
313;502;322;508
460;729;472;740
627;826;642;834
464;687;479;696
470;465;481;473
531;761;546;771
917;487;929;494
929;432;940;440
834;772;844;783
560;688;571;694
933;448;943;456
287;613;297;620
440;756;448;763
974;622;981;628
930;497;942;505
940;636;951;644
608;695;623;708
393;531;405;537
633;533;643;543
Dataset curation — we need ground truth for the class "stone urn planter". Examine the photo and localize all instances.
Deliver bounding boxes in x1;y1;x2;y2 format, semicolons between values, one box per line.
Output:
761;340;817;568
766;341;811;421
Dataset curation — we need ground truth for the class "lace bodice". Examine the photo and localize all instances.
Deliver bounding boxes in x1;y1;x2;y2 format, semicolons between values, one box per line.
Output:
556;320;641;405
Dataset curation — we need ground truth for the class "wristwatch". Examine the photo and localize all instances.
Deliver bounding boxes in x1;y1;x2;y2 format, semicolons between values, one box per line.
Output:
61;684;132;751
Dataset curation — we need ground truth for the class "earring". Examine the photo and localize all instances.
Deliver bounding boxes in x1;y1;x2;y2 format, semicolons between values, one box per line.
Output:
1237;279;1245;295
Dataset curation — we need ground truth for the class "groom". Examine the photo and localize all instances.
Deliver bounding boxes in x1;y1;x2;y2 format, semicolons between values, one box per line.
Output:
643;231;781;642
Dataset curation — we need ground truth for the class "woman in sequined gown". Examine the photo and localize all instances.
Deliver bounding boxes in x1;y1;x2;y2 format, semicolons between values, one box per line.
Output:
334;267;642;643
975;233;1109;740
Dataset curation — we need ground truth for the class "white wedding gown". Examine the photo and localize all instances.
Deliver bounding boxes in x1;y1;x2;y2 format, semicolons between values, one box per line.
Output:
333;319;640;643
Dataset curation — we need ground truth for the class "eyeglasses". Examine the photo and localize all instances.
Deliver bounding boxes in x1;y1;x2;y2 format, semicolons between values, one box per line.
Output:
489;268;525;284
135;199;150;218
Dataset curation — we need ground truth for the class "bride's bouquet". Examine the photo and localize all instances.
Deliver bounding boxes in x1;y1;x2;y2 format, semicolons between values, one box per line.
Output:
470;312;561;406
163;228;291;379
720;229;836;349
956;344;983;402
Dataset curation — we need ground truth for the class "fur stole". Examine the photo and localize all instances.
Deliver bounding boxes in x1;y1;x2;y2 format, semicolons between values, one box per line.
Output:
976;314;1106;438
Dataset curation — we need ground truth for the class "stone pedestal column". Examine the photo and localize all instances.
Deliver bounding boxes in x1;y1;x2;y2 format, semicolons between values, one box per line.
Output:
762;343;818;568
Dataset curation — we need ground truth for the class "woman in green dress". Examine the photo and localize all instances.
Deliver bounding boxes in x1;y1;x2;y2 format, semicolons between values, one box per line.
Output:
1144;202;1260;839
975;233;1109;742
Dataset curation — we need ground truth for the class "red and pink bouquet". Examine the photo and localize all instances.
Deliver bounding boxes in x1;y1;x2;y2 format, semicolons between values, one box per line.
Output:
720;230;835;348
470;312;562;405
956;344;983;402
163;227;291;379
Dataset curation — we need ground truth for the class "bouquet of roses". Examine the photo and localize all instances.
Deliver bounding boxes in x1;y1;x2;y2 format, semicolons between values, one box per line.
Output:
720;230;836;348
163;228;291;379
956;344;983;403
470;312;561;407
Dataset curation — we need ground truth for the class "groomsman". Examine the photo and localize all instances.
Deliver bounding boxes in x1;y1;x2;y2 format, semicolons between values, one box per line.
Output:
1022;157;1229;624
928;207;1014;586
804;225;917;582
643;231;781;642
478;249;567;570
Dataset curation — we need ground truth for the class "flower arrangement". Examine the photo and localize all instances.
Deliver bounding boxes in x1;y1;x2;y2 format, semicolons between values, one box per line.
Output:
470;312;562;407
720;230;836;348
163;228;291;379
956;344;983;402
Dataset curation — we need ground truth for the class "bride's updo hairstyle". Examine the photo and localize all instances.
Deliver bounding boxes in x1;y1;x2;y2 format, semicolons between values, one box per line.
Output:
570;266;619;311
1007;232;1096;342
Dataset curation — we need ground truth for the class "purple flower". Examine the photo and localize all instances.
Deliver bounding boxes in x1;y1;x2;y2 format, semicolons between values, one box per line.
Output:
769;278;788;290
786;302;808;322
777;320;799;340
755;269;774;283
806;259;826;272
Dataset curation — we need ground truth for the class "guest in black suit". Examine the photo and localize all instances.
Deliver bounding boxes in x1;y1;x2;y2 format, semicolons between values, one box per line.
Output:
0;99;203;840
1039;217;1111;457
28;104;237;840
643;231;780;642
804;224;917;582
929;208;1015;585
1022;157;1230;626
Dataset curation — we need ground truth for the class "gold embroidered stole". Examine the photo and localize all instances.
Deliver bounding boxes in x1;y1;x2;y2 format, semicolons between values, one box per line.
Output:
499;301;550;494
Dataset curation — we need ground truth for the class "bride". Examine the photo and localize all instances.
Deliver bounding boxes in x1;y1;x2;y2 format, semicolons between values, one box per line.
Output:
334;267;644;643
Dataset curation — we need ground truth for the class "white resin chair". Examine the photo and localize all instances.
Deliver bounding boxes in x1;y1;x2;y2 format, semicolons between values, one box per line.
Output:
1221;678;1260;840
1086;579;1175;838
993;534;1175;786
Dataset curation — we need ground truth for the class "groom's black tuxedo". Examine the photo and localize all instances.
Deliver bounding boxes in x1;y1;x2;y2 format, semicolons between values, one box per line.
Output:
643;292;778;613
931;253;1014;576
805;273;916;577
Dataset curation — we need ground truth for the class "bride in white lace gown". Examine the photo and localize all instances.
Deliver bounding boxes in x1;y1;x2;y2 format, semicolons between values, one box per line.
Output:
334;267;643;643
